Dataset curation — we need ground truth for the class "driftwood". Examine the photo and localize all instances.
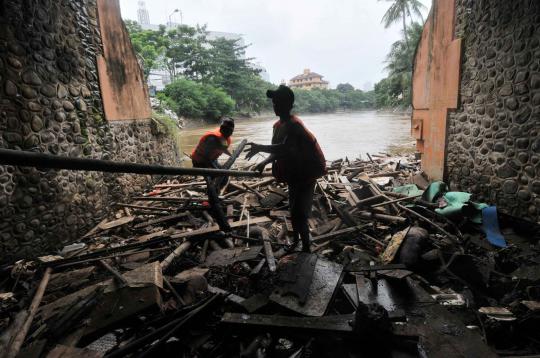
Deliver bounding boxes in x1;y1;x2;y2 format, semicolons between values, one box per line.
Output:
3;267;53;358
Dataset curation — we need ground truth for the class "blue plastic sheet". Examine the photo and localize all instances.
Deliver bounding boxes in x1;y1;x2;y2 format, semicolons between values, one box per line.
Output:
481;206;507;248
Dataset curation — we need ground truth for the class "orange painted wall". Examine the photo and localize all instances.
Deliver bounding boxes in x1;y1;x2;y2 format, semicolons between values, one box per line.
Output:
411;0;462;180
96;0;151;120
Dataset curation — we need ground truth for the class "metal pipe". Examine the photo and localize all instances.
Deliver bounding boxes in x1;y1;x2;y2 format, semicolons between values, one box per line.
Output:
0;148;265;178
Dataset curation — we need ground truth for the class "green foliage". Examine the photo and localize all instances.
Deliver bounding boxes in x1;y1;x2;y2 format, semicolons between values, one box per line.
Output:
163;79;235;121
126;21;273;115
374;22;423;108
336;83;355;93
163;25;210;81
379;0;425;48
293;87;375;114
125;20;167;78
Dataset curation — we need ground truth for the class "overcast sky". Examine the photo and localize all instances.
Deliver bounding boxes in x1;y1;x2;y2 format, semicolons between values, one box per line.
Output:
119;0;431;90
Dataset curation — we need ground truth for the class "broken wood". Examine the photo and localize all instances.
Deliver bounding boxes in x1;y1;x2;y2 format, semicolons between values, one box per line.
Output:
3;267;52;358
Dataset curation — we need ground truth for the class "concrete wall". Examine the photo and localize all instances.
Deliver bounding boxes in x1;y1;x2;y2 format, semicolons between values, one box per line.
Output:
412;0;539;223
411;0;462;180
96;0;152;121
0;0;179;261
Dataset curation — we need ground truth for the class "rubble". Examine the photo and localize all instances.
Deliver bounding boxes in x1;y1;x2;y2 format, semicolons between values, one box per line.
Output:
0;152;539;357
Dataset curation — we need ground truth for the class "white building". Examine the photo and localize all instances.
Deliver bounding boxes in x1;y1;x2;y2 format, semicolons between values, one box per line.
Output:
137;1;150;25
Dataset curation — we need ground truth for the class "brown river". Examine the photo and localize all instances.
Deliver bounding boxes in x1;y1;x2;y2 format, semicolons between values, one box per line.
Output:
179;111;414;166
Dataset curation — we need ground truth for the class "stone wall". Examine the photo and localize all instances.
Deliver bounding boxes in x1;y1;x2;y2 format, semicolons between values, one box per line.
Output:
446;0;540;223
0;0;179;261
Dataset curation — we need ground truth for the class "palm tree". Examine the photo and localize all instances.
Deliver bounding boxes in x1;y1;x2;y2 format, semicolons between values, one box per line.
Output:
379;0;426;49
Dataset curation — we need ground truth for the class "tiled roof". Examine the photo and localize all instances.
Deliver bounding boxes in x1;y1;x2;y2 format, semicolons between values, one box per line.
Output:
290;72;324;81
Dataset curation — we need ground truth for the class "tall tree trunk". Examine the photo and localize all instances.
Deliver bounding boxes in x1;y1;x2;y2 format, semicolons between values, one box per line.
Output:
402;10;410;51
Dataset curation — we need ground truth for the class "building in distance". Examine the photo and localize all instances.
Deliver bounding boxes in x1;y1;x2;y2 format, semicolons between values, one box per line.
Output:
288;69;329;90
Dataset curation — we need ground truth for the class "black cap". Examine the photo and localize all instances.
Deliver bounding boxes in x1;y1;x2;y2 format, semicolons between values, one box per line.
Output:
221;117;235;128
266;85;294;107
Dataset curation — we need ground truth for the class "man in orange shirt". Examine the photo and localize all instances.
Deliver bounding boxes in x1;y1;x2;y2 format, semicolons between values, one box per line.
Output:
245;86;326;252
192;118;235;232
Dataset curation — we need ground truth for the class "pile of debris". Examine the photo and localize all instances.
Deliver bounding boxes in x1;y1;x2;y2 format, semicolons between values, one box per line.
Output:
1;152;539;357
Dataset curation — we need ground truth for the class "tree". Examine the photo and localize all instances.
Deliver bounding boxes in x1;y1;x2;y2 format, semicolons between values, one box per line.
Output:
125;21;274;115
379;0;425;49
125;20;167;78
204;37;269;112
336;83;355;92
164;25;210;81
373;22;423;108
163;79;235;121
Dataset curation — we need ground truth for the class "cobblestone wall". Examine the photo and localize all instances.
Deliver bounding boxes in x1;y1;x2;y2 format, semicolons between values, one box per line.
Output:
447;0;540;222
0;0;179;261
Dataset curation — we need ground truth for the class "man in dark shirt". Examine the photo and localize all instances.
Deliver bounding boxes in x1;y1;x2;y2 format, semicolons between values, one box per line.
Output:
245;86;326;252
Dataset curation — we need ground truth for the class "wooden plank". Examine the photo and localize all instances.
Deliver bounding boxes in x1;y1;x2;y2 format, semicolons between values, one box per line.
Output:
98;216;134;231
205;246;262;267
47;345;103;358
134;212;188;229
369;171;401;178
113;203;175;211
357;211;407;224
169;217;271;239
370;194;422;208
82;218;108;239
311;225;366;244
135;230;168;242
222;312;354;333
380;227;410;264
154;181;206;188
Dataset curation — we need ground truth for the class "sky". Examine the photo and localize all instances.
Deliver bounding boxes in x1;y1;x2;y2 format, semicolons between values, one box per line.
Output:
119;0;431;90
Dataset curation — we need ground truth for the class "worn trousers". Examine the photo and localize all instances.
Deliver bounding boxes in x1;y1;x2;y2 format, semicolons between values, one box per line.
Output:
193;160;231;232
288;180;316;252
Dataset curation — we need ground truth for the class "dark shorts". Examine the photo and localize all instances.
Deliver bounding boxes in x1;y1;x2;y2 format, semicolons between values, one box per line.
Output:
288;180;316;221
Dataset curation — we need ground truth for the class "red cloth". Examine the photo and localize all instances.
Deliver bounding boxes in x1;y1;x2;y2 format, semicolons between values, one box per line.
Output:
191;128;232;163
272;115;326;183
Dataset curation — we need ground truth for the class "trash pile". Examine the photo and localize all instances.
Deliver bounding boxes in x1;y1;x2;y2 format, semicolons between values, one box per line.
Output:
1;151;539;357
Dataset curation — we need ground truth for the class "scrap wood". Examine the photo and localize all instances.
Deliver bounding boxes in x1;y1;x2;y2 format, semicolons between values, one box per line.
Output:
369;171;401;178
380;227;410;264
3;151;529;357
134;212;189;229
2;267;52;358
154;181;206;188
311;225;367;244
113;202;176;212
81;218;108;239
173;267;209;283
397;203;460;243
46;345;103;358
357;211;407;224
169;216;271;239
161;241;192;271
250;226;276;272
204;246;262;267
98;260;129;287
270;257;343;317
105;294;221;358
222;312;355;333
97;216;134;231
370;193;422;207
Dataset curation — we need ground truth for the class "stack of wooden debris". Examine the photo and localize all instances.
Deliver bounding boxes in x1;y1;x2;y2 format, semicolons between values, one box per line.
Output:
0;152;538;357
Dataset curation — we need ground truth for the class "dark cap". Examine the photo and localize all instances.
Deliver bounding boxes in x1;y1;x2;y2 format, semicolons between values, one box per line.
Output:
221;117;235;128
266;85;294;107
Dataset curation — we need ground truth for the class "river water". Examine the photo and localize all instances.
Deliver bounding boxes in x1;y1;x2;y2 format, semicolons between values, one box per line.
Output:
179;111;414;165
